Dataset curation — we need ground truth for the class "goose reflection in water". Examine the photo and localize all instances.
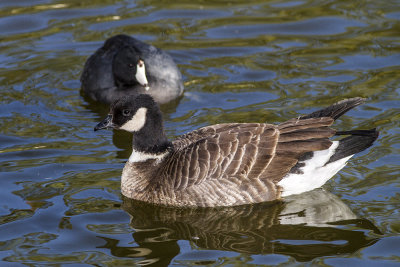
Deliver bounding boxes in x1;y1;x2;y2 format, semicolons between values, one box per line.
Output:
99;189;381;265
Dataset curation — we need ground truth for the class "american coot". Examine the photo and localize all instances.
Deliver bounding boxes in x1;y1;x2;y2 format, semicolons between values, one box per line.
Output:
81;34;184;104
94;95;378;207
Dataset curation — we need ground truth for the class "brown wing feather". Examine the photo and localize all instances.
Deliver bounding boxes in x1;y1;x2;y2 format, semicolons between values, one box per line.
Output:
162;123;279;191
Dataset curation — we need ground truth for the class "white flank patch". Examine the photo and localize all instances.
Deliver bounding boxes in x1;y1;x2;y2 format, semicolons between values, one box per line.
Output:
128;148;169;163
278;141;353;197
120;107;147;132
135;61;149;90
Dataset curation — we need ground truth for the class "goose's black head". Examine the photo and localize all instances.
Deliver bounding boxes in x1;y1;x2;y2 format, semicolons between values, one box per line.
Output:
95;94;171;153
112;46;149;90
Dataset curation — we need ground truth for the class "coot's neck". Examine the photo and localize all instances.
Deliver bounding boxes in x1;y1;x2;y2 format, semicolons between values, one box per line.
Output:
115;79;142;90
114;73;155;90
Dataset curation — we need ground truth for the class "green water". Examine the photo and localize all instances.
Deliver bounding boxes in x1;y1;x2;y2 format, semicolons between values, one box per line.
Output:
0;0;399;266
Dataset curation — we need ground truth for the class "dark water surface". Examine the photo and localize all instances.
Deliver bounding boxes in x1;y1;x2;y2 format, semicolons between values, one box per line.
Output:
1;0;399;266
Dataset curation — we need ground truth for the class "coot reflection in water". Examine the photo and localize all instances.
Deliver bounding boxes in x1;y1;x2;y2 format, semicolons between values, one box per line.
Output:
95;189;381;266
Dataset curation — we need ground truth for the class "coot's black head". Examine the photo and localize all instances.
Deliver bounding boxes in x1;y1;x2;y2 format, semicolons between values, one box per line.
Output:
112;46;149;89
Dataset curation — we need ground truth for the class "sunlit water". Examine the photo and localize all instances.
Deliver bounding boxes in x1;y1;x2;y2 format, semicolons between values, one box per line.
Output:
0;0;399;266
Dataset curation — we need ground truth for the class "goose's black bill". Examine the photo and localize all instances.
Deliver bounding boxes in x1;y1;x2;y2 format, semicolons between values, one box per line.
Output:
94;114;114;131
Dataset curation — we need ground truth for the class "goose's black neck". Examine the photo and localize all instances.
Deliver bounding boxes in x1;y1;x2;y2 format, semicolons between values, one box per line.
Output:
132;131;172;154
131;107;172;154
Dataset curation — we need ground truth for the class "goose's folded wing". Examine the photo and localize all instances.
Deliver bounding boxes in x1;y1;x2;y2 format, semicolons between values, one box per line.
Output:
160;117;337;197
162;123;279;190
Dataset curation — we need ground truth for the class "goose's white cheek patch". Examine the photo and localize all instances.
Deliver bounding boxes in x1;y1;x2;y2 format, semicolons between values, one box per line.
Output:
120;107;147;132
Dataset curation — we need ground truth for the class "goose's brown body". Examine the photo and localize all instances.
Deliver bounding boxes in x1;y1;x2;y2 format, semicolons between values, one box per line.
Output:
121;117;335;207
95;96;378;207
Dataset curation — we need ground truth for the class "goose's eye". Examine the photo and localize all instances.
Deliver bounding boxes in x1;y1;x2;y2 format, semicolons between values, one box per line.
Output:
122;109;131;116
128;63;134;68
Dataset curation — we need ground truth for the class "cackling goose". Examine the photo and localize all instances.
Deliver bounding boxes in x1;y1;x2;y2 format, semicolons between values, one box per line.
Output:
94;95;378;207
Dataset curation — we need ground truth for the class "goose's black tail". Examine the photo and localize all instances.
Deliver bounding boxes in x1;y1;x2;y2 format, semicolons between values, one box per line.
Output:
299;97;378;164
327;128;379;164
300;97;365;120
